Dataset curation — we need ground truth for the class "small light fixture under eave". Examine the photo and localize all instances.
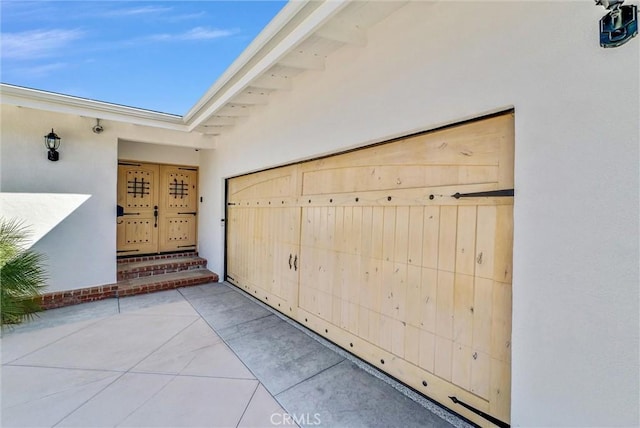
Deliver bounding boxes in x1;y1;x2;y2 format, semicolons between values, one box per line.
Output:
44;128;61;161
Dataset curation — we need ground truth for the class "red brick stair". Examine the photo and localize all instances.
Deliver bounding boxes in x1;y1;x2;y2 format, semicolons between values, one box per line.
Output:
40;252;218;309
117;255;208;281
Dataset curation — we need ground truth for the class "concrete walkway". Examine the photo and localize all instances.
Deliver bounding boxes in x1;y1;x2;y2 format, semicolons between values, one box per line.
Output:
1;282;469;428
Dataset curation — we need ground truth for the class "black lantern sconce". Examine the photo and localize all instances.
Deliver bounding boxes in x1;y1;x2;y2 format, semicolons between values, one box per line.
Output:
595;0;637;48
44;128;61;161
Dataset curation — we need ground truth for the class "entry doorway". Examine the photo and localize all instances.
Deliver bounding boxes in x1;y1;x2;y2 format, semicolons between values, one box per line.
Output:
117;161;198;256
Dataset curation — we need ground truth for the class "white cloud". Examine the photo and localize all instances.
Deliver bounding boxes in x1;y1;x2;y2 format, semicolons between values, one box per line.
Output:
148;27;237;42
1;29;84;60
102;6;173;17
15;62;69;77
166;12;207;22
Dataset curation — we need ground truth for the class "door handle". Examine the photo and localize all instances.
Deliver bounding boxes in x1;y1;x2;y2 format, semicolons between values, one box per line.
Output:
154;205;158;228
294;255;298;271
289;254;293;269
117;205;140;216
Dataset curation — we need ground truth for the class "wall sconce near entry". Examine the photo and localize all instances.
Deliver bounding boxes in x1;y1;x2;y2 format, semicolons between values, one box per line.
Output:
44;128;61;161
595;0;638;48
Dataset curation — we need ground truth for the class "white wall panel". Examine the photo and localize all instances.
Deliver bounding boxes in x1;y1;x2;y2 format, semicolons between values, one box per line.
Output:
118;140;200;166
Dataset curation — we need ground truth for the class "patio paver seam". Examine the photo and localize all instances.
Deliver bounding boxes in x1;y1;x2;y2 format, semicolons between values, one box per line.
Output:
234;381;261;428
3;363;127;374
177;286;301;418
177;287;263;383
50;370;130;428
273;358;345;397
127;370;256;381
1;318;107;365
126;316;202;372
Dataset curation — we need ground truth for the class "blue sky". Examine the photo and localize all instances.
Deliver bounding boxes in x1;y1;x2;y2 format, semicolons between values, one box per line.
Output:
1;1;287;115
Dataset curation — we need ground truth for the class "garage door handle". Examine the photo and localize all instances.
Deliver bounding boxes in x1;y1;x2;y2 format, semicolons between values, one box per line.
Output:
293;255;298;271
289;254;293;269
451;189;514;199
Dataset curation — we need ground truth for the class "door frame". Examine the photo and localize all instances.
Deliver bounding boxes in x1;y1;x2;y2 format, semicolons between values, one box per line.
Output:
117;159;199;258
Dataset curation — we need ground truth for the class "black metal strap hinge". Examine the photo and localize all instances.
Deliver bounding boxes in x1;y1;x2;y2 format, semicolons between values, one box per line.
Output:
178;211;197;215
452;189;514;199
449;396;510;428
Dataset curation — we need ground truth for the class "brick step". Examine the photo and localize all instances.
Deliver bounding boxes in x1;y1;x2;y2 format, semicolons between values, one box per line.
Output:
40;269;219;310
117;256;207;281
117;269;218;297
117;251;198;265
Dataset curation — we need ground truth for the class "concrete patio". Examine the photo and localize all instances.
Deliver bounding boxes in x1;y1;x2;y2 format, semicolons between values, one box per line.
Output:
1;282;471;427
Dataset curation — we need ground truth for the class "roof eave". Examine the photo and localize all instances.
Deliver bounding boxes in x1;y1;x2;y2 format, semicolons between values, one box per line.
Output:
0;84;189;132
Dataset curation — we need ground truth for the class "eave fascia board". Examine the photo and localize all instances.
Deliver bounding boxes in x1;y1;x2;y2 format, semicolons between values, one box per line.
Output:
185;0;350;132
0;84;189;132
183;0;309;123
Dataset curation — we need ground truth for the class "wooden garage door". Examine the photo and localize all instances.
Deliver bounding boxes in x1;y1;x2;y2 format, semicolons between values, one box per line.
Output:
226;112;513;427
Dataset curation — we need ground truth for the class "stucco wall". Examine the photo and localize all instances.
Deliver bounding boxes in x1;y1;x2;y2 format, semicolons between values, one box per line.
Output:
0;106;118;291
0;106;208;292
118;140;200;166
199;1;639;426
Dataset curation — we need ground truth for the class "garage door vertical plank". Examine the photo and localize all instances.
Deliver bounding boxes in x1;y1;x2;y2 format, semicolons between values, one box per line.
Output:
455;206;477;276
369;206;384;347
490;357;511;422
493;205;513;284
475;206;497;280
453;273;474;347
419;329;436;373
420;267;438;334
408;206;424;267
406;263;422;328
436;206;457;340
472;277;494;356
491;281;512;364
381;207;396;318
452;342;472;391
435;335;454;381
422;206;440;270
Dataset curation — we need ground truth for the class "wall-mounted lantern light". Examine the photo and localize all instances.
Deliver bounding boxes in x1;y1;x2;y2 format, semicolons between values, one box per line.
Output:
595;0;638;48
44;128;61;161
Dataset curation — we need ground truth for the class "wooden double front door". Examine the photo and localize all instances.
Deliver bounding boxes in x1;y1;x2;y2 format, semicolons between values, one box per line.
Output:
117;161;198;255
226;112;514;427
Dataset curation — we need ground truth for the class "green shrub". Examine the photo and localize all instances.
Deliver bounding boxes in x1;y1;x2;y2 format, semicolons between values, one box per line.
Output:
1;219;47;326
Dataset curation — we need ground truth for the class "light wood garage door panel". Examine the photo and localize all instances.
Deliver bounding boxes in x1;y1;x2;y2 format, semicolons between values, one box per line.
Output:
227;165;301;315
226;113;513;427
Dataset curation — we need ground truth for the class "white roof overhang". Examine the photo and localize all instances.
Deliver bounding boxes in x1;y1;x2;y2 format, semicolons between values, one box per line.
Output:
0;0;408;142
